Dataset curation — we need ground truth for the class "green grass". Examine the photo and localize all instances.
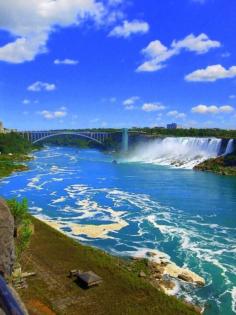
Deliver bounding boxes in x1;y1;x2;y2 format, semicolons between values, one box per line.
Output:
0;154;31;178
18;217;199;315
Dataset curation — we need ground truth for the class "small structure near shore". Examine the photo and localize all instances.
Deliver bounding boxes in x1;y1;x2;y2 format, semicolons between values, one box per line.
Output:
71;270;103;288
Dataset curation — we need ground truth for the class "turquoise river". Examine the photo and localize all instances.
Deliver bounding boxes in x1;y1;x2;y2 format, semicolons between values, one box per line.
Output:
0;146;235;315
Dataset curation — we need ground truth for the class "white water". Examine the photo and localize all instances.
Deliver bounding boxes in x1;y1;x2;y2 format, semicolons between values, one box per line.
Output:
126;137;223;169
224;139;235;155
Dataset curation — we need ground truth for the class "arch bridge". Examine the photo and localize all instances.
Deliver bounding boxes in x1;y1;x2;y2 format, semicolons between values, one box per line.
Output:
19;130;112;145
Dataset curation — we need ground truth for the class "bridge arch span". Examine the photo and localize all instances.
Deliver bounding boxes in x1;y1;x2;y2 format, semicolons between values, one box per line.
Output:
32;132;105;145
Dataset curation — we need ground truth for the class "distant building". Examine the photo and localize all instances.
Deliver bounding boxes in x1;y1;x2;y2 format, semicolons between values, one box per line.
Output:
4;128;17;133
0;122;4;133
167;123;182;129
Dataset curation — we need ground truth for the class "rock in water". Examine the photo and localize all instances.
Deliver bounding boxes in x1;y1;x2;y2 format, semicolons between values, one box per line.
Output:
0;199;15;277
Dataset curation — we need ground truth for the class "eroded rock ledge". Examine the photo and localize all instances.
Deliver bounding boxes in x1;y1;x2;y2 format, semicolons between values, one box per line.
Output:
131;249;205;293
0;199;15;277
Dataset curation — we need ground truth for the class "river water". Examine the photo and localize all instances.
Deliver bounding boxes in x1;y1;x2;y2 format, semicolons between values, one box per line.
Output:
0;146;235;315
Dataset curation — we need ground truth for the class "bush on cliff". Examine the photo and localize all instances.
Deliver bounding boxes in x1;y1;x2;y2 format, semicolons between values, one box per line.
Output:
7;198;32;260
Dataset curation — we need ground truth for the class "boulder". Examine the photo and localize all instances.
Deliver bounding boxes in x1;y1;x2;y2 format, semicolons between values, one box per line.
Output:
0;199;15;277
178;272;193;283
139;271;146;278
146;252;156;257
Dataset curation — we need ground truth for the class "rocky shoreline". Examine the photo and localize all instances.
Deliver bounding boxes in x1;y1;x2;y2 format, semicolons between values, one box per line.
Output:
129;249;205;313
194;152;236;176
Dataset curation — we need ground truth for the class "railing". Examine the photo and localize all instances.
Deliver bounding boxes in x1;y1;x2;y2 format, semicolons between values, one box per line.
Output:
0;275;25;315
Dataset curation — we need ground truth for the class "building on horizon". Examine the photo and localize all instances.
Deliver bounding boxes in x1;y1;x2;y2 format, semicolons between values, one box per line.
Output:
167;123;182;129
0;122;18;134
0;121;4;133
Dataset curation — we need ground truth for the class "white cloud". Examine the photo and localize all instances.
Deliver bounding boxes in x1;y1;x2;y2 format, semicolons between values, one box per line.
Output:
229;95;236;99
167;110;186;119
171;33;220;54
137;33;221;72
142;103;165;112
136;61;165;73
185;64;236;82
38;107;67;119
0;0;123;63
109;20;149;38
28;81;56;92
0;33;48;63
123;96;139;106
191;104;234;114
22;99;30;104
54;58;79;65
123;96;139;110
221;52;231;58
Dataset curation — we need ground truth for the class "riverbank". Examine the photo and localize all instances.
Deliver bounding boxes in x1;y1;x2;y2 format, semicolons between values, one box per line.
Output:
0;154;32;178
17;217;199;315
0;132;40;178
194;153;236;176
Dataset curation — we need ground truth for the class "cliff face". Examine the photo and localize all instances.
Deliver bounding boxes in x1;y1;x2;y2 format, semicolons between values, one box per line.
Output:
0;199;15;277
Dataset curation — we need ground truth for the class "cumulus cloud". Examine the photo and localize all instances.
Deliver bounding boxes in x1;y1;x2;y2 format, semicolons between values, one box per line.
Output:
28;81;56;92
185;64;236;82
167;110;186;119
54;58;79;65
191;104;234;114
172;33;220;54
142;103;165;112
137;33;221;72
109;20;149;38
38;107;67;119
123;96;139;110
0;0;123;63
0;33;48;63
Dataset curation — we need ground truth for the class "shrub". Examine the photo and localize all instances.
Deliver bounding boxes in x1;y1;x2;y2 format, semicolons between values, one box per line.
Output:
7;198;28;227
7;198;32;260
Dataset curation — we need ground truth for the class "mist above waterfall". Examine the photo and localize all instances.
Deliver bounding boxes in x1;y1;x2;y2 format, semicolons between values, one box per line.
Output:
124;137;224;169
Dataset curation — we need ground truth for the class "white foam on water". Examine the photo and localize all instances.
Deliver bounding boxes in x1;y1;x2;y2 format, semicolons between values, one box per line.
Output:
52;177;64;182
232;287;236;313
51;196;66;204
231;287;236;314
29;206;43;213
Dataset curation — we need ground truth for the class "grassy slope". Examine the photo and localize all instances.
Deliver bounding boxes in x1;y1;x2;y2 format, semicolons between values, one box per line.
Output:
19;217;198;315
194;153;236;176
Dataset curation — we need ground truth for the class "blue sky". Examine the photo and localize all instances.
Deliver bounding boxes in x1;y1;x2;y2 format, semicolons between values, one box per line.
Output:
0;0;236;130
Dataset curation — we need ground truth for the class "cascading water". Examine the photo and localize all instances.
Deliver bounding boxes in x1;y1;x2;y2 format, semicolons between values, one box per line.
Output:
224;139;235;155
126;137;223;169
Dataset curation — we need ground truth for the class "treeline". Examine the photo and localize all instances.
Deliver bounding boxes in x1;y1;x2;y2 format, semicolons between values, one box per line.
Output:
51;128;236;139
42;134;102;148
130;128;236;139
0;133;40;154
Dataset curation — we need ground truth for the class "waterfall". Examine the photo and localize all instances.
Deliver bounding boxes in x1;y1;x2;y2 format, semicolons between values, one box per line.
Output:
126;137;223;169
224;139;234;155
